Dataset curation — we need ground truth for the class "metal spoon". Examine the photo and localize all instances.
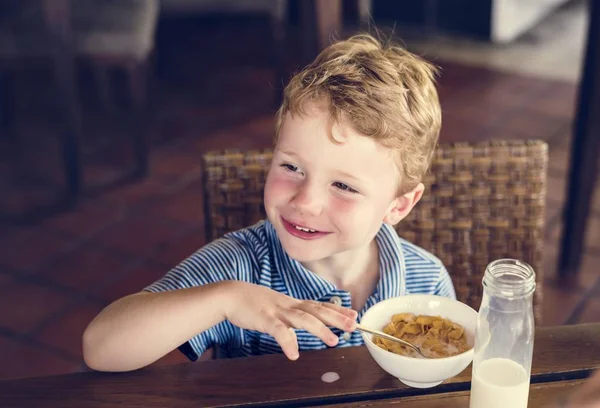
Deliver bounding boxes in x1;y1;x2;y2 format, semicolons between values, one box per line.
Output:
356;323;429;358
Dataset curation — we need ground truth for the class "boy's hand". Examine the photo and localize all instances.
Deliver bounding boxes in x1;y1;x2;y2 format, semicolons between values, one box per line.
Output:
553;369;600;408
221;281;358;360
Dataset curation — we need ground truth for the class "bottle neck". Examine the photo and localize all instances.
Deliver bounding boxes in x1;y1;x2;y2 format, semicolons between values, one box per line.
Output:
483;259;536;299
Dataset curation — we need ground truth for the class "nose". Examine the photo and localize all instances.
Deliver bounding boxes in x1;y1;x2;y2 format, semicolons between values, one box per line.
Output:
291;180;324;216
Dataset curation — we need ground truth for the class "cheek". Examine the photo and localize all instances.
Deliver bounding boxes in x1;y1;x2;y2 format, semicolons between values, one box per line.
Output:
264;173;297;206
328;196;389;227
327;197;368;229
328;196;356;214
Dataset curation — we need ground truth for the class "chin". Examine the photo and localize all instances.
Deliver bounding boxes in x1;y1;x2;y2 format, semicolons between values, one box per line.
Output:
274;229;333;263
281;244;330;263
268;212;338;262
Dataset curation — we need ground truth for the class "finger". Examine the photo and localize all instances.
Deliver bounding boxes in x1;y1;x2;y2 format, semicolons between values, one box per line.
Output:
283;308;339;347
269;321;300;360
301;301;357;332
317;301;358;319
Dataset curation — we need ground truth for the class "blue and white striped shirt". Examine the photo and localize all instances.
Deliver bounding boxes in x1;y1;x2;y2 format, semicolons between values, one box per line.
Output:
144;220;455;359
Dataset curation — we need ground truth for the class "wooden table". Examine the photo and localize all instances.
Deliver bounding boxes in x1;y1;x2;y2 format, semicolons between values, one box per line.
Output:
1;324;598;408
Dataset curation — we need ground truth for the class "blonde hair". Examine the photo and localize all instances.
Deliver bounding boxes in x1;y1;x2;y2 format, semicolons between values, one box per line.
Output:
275;33;441;194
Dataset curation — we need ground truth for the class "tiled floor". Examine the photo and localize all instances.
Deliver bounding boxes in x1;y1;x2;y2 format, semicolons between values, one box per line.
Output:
0;15;599;381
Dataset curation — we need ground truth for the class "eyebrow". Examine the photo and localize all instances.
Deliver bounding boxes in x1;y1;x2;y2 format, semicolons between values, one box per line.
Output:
276;149;300;159
334;170;363;183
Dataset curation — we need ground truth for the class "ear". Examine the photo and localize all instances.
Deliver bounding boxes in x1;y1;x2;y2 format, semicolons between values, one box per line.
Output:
383;183;425;226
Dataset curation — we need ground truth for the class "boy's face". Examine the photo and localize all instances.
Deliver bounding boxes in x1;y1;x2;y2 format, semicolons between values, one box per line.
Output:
264;102;420;263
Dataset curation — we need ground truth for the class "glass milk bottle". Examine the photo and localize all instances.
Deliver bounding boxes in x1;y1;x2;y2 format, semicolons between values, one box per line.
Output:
469;259;536;408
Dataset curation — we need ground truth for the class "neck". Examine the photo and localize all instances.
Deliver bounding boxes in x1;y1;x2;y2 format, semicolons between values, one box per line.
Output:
301;239;379;291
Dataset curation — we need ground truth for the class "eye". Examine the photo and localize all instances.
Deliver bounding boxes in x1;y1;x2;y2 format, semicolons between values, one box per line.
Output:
333;181;358;194
280;163;302;174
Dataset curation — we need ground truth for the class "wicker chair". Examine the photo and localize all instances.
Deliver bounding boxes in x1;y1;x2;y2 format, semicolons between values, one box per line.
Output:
201;140;548;322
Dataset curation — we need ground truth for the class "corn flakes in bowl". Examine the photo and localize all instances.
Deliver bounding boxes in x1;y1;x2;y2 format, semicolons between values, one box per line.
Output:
360;294;477;388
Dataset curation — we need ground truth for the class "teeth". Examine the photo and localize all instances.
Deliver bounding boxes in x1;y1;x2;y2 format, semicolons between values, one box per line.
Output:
294;225;316;233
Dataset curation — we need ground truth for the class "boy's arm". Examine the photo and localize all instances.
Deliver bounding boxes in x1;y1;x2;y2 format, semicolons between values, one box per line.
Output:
83;230;357;372
434;265;457;299
83;235;251;372
83;281;230;372
83;279;357;372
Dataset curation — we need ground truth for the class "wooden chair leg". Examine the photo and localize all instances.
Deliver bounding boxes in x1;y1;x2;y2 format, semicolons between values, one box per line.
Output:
298;0;342;64
298;0;318;65
559;0;600;278
0;70;17;146
125;61;149;178
43;0;83;198
53;51;83;198
314;0;342;50
270;1;288;108
357;0;371;27
1;69;30;202
0;68;23;191
92;65;115;114
270;18;286;108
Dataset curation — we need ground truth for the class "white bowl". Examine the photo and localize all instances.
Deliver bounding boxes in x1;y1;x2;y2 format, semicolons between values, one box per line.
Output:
360;294;477;388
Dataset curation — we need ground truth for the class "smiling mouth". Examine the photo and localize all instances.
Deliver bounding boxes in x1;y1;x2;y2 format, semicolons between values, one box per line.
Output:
293;224;318;233
282;217;328;236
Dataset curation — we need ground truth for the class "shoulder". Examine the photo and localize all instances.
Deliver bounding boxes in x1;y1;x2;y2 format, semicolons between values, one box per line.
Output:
220;220;271;251
381;224;444;267
398;236;444;268
144;220;275;292
199;220;275;276
393;230;451;295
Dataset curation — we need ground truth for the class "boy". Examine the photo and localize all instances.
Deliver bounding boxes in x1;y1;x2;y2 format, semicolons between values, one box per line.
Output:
83;33;455;372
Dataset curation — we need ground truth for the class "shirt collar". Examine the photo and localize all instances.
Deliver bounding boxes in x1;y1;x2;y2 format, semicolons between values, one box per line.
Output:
373;223;406;300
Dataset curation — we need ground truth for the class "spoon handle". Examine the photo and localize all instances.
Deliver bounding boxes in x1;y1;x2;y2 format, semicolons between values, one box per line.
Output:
356;323;424;356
